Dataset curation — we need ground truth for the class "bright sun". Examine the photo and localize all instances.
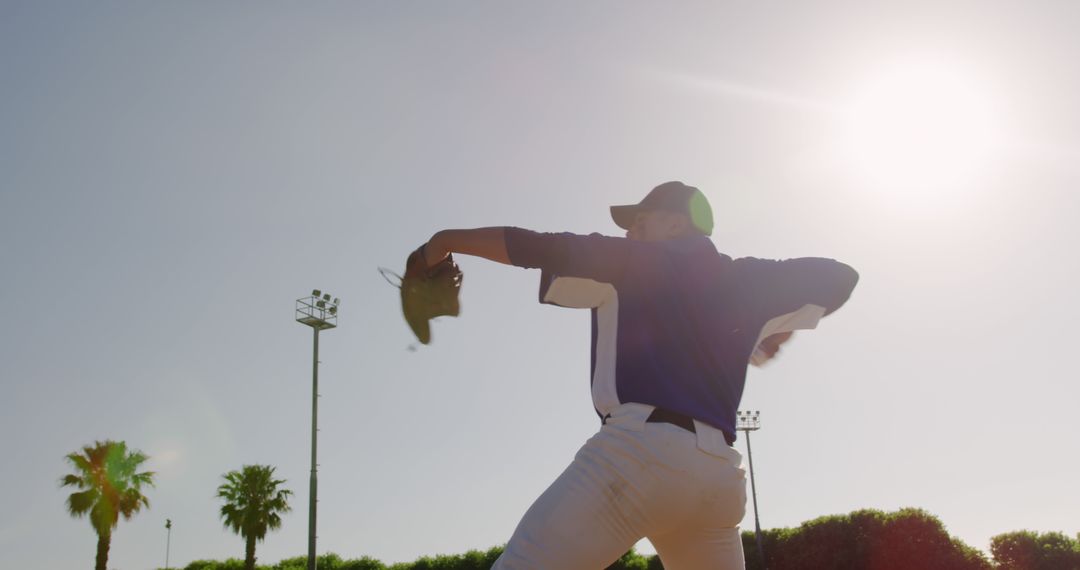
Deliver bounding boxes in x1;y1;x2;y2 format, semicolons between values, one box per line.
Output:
840;61;1002;201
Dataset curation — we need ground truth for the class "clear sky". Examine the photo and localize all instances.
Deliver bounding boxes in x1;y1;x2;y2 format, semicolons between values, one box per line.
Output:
2;2;1079;569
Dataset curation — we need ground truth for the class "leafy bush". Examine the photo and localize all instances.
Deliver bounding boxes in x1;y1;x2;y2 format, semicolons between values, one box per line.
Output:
335;557;391;570
335;555;389;570
991;530;1080;570
604;548;653;570
267;553;387;570
742;508;990;570
181;559;250;570
386;546;503;570
166;511;1080;570
174;553;385;570
269;556;307;570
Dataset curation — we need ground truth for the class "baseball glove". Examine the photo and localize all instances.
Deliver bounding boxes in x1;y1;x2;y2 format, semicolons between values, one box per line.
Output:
382;244;463;345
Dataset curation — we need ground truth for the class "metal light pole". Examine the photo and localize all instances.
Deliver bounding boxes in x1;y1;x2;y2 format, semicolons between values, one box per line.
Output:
737;410;766;568
164;519;172;570
296;290;340;570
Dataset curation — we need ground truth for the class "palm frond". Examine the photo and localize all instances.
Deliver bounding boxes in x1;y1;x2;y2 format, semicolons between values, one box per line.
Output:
66;489;99;516
59;473;87;488
64;452;92;474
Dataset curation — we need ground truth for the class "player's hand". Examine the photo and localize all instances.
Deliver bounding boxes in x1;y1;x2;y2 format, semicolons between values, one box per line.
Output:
421;233;452;269
757;331;794;361
396;243;463;345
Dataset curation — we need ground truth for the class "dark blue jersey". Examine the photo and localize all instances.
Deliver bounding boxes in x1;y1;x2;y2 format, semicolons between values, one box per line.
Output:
505;228;858;443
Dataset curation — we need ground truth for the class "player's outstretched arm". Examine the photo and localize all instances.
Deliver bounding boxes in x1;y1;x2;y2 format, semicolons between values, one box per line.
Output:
424;227;511;267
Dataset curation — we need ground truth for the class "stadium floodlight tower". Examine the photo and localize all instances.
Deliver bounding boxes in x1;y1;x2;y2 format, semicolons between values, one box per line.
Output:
295;290;340;570
737;410;766;567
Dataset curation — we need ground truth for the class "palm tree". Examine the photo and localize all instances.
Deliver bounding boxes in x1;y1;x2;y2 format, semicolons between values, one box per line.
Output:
60;440;155;570
217;464;293;570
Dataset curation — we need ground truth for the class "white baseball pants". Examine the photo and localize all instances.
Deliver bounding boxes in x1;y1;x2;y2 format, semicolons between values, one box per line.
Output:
492;402;748;570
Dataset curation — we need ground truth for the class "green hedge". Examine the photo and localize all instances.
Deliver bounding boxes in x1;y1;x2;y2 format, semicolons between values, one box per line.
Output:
174;549;501;570
742;508;990;570
990;530;1080;570
385;546;504;570
166;509;1080;570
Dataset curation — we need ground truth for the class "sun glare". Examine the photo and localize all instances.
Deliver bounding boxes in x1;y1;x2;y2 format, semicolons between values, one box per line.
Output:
840;61;1002;203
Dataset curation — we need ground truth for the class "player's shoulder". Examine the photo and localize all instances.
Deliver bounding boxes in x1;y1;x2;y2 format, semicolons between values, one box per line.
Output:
731;255;856;285
732;255;778;265
729;256;791;286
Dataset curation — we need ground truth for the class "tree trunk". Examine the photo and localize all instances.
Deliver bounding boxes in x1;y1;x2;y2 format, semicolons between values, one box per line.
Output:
95;531;111;570
245;534;257;570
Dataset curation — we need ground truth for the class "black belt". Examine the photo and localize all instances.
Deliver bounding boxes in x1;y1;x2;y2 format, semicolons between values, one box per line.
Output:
646;407;697;433
602;408;736;445
601;408;699;433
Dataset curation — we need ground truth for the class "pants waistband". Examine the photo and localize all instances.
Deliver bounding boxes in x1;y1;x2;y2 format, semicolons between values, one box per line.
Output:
601;403;740;458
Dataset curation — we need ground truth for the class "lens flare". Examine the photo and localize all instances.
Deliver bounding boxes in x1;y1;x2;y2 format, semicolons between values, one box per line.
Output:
840;61;1002;202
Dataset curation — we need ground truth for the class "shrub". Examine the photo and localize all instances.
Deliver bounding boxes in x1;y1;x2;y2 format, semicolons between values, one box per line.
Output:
605;548;651;570
267;553;386;570
743;508;990;570
387;545;503;570
181;559;252;570
166;512;1080;570
270;556;307;570
336;555;390;570
991;530;1080;570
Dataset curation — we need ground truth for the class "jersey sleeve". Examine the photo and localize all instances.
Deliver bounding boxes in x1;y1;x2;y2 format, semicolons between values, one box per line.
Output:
504;227;632;284
735;256;860;323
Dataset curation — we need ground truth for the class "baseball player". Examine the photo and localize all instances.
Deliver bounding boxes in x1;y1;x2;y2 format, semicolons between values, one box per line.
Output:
415;181;859;569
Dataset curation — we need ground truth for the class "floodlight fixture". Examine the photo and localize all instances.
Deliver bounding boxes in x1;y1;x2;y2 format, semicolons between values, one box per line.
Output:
736;410;762;432
736;409;765;565
296;291;337;331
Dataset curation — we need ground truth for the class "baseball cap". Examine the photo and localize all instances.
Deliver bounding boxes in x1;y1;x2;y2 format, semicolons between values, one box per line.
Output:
610;181;714;236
